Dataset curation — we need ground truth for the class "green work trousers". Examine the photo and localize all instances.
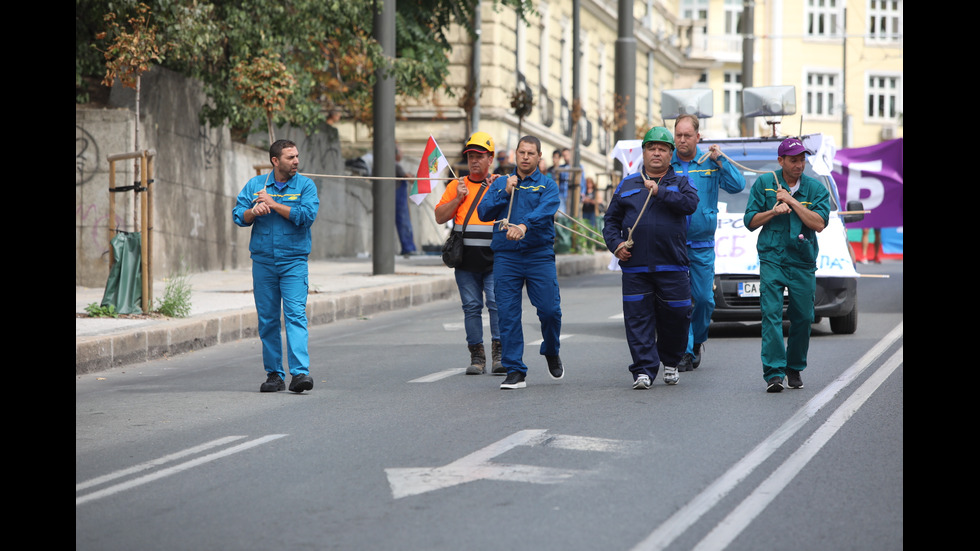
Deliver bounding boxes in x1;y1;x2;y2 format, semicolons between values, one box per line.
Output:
759;260;816;383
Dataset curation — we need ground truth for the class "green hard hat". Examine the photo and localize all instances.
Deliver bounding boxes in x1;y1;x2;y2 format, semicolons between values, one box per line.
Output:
642;126;675;150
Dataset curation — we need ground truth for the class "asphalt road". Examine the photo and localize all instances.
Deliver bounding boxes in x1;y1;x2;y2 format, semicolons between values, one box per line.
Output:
76;260;902;551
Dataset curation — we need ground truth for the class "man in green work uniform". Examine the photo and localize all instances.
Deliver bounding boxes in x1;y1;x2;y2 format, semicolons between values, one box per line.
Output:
744;138;830;393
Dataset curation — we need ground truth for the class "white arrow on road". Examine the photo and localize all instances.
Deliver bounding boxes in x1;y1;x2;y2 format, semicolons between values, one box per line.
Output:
385;429;638;499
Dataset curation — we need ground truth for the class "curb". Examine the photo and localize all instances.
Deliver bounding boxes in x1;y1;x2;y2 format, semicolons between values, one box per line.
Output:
75;253;609;375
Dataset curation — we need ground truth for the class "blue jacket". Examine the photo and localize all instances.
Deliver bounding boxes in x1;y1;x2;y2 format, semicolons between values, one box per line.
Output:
603;167;699;271
233;172;320;264
671;147;746;248
478;168;559;254
744;169;830;269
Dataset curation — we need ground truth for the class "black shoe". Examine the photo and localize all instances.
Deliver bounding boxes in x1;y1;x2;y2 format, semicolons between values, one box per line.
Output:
289;373;314;393
692;343;703;369
677;353;694;372
260;373;285;392
546;355;564;380
766;377;784;393
786;369;804;389
500;371;526;389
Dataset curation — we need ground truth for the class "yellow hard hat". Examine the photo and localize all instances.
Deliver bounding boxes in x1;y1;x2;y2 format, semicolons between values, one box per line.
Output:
463;131;495;155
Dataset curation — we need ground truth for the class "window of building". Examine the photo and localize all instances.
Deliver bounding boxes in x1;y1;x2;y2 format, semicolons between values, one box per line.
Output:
866;74;901;121
806;0;843;38
681;0;708;22
538;4;554;127
805;71;840;117
597;42;607;154
723;71;741;115
560;16;572;136
868;0;902;42
579;30;589;110
724;0;743;36
646;51;656;125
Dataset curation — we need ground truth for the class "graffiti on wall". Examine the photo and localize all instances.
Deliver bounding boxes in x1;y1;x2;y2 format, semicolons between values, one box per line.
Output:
76;125;100;186
200;126;220;170
76;202;124;254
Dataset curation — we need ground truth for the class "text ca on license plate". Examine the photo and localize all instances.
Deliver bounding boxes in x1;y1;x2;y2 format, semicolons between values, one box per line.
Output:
738;281;789;297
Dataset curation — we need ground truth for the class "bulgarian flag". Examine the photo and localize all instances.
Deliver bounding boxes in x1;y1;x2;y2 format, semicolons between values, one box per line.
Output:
610;139;643;176
412;136;450;205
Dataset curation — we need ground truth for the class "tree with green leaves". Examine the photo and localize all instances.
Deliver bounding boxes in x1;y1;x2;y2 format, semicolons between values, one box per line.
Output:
77;0;533;141
95;1;165;228
232;50;296;146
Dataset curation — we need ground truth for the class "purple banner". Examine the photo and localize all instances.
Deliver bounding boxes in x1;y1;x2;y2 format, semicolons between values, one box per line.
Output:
832;138;903;228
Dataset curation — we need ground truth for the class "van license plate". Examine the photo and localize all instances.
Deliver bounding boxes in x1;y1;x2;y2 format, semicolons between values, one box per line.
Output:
738;281;788;297
738;281;761;297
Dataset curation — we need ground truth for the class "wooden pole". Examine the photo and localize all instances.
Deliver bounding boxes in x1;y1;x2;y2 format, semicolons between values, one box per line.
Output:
140;154;149;313
108;160;117;271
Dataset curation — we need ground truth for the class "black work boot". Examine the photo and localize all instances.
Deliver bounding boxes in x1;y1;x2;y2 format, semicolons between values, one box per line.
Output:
466;343;486;375
491;340;505;375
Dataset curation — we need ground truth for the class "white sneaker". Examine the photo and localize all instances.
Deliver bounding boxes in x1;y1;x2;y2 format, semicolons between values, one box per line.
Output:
663;366;679;385
632;374;652;390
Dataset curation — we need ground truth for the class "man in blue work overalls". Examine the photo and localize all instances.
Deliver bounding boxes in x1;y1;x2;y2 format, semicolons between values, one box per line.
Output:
233;139;320;393
478;136;563;390
671;114;746;372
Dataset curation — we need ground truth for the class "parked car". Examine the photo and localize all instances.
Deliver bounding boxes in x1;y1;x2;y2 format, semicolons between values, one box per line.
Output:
703;134;864;334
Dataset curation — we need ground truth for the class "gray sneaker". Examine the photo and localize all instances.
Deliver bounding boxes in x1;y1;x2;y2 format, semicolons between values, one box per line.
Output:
663;366;679;385
633;374;652;390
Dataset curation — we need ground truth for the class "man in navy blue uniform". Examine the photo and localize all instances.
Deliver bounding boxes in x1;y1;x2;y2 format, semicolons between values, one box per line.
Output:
603;127;699;389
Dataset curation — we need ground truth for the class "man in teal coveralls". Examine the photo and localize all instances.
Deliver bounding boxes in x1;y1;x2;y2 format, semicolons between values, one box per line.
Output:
744;137;829;393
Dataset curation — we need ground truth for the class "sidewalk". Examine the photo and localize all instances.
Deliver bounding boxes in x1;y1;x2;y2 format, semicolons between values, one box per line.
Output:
76;252;611;375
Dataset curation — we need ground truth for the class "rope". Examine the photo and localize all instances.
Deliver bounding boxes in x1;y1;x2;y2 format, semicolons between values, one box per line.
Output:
552;209;606;248
300;172;458;181
696;149;784;202
696;150;774;175
555;221;606;248
555;209;604;239
497;178;517;230
620;176;660;251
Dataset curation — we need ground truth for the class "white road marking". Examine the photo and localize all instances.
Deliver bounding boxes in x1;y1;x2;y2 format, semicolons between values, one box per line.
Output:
692;347;903;551
443;318;491;331
609;312;624;320
75;436;247;492
528;433;640;453
408;368;466;383
631;321;903;551
528;333;575;346
386;429;639;499
76;434;287;506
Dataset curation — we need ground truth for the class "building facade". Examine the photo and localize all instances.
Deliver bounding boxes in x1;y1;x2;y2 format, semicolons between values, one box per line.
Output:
685;0;903;147
336;0;901;220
